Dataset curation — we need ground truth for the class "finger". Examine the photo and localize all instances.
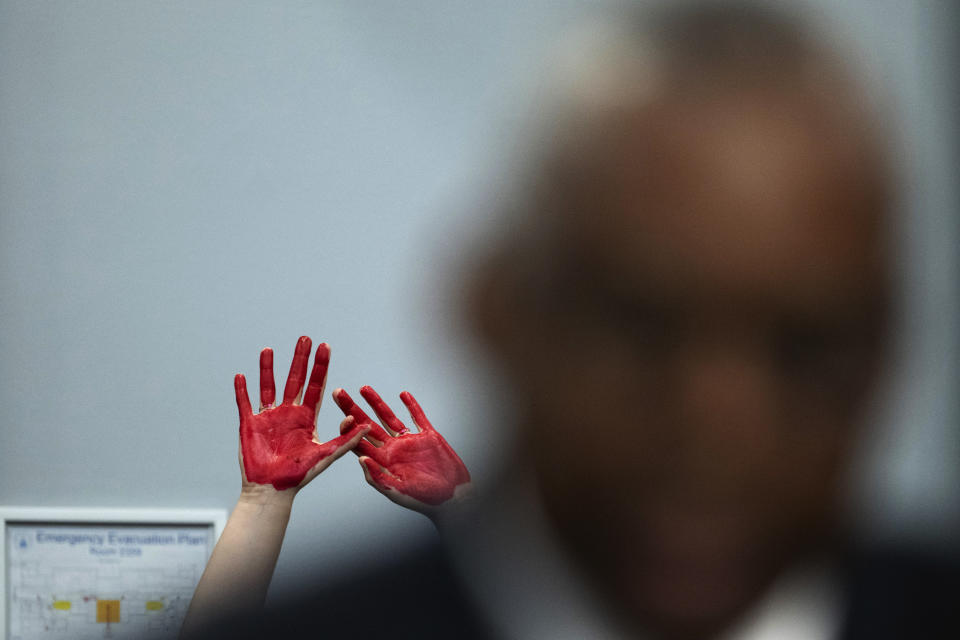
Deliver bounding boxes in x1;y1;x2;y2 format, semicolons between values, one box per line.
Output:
301;424;370;485
259;348;275;409
360;386;408;436
282;335;312;405
333;388;391;444
234;374;253;420
359;457;405;494
336;414;356;436
321;422;370;458
302;343;330;413
354;439;386;463
399;391;435;433
337;416;376;454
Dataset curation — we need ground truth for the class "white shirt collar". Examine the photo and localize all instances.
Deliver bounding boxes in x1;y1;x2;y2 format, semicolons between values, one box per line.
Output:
717;561;844;640
443;475;843;640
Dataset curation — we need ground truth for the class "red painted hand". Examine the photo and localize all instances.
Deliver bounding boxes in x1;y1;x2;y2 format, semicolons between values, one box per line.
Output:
332;386;471;513
234;336;367;492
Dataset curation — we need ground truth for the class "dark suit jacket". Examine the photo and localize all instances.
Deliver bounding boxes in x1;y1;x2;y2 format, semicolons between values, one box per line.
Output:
193;539;958;639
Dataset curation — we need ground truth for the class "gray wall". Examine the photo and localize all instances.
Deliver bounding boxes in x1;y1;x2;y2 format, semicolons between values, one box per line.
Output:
1;0;956;598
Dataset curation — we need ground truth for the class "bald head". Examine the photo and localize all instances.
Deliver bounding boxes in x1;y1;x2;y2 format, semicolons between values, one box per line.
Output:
467;4;894;638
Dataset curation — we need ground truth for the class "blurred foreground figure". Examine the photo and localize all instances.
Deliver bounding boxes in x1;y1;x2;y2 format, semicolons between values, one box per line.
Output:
201;3;956;639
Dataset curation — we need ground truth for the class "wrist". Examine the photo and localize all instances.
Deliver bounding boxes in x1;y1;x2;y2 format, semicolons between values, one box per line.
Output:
238;484;297;509
427;482;475;530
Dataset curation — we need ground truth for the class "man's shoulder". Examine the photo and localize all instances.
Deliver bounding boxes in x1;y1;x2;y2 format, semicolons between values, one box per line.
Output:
195;538;960;639
840;544;960;639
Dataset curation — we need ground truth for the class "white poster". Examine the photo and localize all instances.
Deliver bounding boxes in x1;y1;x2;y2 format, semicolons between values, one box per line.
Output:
6;522;214;640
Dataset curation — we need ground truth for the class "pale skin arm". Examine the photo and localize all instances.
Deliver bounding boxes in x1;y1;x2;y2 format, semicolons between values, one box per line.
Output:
180;337;367;638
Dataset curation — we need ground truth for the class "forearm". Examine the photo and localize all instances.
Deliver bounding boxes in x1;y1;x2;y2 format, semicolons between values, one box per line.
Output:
180;488;295;637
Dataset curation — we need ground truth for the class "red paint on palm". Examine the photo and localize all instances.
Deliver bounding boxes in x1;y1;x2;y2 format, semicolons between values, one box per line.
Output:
333;387;471;506
235;337;360;491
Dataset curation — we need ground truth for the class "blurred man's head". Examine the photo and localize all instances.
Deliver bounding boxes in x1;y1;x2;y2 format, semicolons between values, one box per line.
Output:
469;4;893;638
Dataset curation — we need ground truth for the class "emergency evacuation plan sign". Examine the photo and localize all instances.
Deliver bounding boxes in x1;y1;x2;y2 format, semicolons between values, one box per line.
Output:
3;510;224;640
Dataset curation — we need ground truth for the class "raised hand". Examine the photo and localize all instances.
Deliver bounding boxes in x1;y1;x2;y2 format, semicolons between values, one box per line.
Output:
332;386;471;514
234;336;367;492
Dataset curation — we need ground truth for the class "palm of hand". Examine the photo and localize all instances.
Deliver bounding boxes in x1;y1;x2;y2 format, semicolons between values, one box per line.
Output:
372;429;471;505
334;386;471;507
240;404;337;491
